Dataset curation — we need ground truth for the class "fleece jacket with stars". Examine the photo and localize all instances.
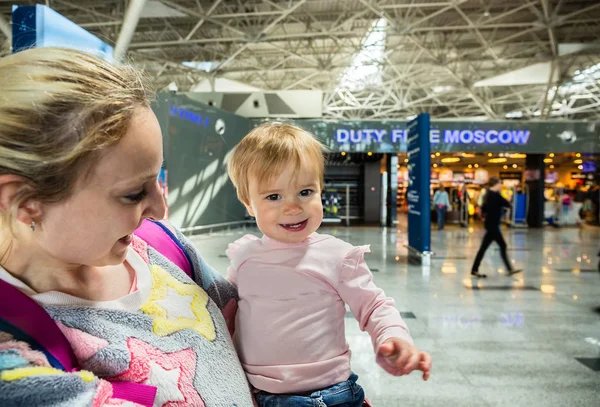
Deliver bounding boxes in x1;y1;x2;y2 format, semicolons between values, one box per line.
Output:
0;230;255;407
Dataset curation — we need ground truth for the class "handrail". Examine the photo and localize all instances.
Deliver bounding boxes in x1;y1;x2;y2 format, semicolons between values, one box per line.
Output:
180;220;254;233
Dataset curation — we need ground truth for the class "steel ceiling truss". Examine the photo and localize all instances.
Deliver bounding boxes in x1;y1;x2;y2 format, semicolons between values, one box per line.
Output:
1;0;600;120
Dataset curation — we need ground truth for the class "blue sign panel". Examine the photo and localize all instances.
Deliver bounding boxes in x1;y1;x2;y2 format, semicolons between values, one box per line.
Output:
514;193;527;224
407;114;431;254
12;5;113;62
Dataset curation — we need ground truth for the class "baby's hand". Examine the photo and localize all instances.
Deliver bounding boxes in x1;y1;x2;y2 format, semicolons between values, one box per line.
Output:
376;338;432;381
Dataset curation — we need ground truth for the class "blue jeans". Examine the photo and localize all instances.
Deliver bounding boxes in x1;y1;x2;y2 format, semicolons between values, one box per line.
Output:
255;373;365;407
436;205;447;230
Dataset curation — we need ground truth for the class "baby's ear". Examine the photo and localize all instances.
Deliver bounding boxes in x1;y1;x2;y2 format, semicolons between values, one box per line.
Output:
243;201;256;217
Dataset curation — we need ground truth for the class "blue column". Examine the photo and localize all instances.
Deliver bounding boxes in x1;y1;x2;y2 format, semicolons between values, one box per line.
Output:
386;154;398;227
407;114;431;254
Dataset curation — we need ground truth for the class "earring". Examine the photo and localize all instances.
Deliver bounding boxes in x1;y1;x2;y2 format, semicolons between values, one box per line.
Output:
30;221;35;232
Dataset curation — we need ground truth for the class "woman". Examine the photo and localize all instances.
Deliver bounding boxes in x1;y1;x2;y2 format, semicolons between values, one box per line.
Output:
433;187;451;230
0;48;254;406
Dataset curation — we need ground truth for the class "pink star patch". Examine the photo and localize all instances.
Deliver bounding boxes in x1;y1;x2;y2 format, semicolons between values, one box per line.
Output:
56;322;109;362
111;338;204;407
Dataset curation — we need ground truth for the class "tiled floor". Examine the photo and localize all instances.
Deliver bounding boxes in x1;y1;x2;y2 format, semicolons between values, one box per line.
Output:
189;221;600;406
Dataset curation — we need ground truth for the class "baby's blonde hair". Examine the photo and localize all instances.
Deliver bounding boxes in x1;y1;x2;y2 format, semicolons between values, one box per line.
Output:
0;47;155;220
227;122;325;204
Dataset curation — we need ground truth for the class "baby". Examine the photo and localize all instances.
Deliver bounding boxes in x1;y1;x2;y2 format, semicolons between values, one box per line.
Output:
226;122;431;407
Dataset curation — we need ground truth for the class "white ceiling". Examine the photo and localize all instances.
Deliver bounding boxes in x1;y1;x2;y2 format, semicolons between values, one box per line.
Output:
2;0;600;121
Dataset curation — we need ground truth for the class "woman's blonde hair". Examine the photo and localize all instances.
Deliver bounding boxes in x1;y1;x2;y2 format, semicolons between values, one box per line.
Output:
227;122;325;204
0;47;155;217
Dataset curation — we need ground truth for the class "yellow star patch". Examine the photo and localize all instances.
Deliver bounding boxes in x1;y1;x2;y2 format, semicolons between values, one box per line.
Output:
140;265;216;341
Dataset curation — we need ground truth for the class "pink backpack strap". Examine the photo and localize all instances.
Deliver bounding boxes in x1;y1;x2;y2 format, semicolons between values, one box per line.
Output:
0;282;161;406
0;219;192;407
133;220;193;278
0;279;157;406
0;278;78;371
112;381;157;406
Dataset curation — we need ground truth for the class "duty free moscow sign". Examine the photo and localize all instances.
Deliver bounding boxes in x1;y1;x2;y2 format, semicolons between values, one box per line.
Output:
335;128;531;145
295;120;600;154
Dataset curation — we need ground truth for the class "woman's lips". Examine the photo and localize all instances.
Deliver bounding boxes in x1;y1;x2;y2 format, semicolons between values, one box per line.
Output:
118;234;133;245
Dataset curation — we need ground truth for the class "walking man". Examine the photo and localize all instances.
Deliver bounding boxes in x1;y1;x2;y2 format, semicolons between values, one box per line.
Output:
471;177;522;278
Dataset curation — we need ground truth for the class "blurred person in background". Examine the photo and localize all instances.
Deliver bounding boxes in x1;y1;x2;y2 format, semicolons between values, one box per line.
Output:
471;177;522;278
433;187;451;230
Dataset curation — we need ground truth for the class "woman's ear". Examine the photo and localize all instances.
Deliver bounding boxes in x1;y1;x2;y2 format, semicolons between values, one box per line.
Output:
0;174;42;226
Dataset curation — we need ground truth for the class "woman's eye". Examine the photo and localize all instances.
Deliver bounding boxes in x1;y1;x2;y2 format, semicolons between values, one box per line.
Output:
124;190;147;203
300;189;313;197
266;194;281;201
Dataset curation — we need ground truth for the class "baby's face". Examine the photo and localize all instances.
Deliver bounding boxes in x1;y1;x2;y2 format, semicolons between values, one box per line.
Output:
244;166;322;243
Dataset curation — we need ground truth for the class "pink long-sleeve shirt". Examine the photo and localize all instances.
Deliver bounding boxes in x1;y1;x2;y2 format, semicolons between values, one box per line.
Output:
226;232;413;394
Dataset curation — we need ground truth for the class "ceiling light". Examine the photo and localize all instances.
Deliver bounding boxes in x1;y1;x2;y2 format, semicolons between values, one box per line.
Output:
488;153;493;157
574;159;583;164
433;163;438;168
474;163;479;168
550;165;555;169
509;153;527;159
462;153;476;158
341;152;346;156
549;153;555;157
432;85;455;94
142;0;188;18
431;154;435;158
404;158;408;163
338;18;387;91
503;165;508;169
512;164;518;168
367;152;373;156
441;157;461;163
578;165;583;170
544;158;553;163
182;61;219;72
468;164;473;168
505;110;523;119
488;158;507;163
435;152;440;156
576;153;581;157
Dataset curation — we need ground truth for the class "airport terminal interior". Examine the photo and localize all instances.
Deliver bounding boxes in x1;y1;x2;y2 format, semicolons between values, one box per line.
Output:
2;1;600;406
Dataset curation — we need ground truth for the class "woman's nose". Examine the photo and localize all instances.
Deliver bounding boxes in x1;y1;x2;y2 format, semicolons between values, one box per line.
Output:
144;181;167;220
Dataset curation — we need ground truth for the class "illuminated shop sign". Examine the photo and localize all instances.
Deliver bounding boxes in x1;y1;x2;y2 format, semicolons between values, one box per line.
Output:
334;128;530;145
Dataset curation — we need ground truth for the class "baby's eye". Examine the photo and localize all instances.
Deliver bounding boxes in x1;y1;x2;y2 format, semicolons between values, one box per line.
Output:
266;194;281;201
299;189;313;197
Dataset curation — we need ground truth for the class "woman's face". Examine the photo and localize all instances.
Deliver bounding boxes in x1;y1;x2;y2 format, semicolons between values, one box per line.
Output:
36;107;166;267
